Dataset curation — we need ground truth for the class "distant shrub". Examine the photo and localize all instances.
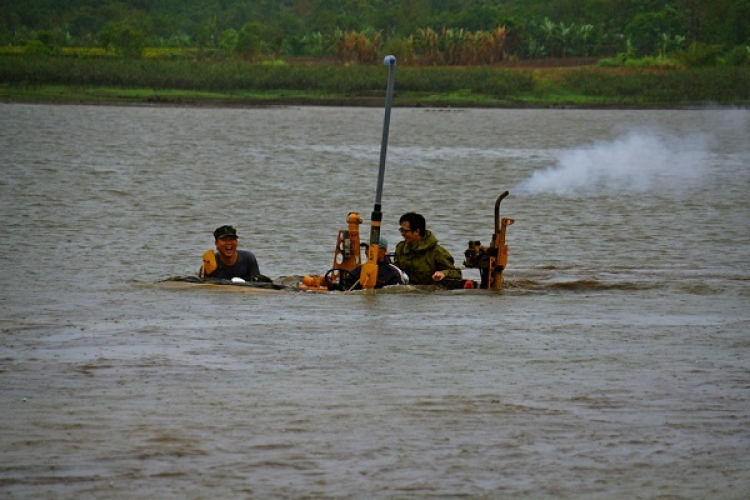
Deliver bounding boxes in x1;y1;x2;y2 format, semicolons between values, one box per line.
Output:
673;42;723;67
623;56;683;69
597;56;624;67
23;40;51;57
61;47;110;57
722;45;750;66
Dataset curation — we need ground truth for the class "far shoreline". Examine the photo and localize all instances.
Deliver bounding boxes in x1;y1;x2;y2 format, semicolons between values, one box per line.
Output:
3;94;747;111
3;59;748;110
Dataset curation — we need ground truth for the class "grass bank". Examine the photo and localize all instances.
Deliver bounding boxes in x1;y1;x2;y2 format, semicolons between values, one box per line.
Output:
1;56;748;108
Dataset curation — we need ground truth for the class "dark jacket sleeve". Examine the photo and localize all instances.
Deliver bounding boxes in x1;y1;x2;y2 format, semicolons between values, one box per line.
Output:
380;264;405;287
339;266;362;290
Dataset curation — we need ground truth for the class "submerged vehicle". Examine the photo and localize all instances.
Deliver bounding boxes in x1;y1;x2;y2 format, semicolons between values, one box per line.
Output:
162;190;514;294
299;191;514;292
298;55;513;292
162;55;515;293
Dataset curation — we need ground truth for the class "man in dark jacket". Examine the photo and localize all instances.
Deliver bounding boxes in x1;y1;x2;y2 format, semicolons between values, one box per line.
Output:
340;236;405;290
393;212;462;286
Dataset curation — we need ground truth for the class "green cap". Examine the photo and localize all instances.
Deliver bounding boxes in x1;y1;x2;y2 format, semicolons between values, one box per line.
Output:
214;225;238;240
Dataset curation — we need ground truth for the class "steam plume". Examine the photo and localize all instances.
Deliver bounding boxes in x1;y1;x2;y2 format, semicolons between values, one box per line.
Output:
515;130;713;196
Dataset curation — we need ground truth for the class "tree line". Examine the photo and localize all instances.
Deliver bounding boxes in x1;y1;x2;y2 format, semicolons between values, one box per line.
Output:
2;0;748;65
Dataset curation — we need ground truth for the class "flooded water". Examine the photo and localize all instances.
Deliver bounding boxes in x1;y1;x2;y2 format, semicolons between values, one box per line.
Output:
1;102;749;499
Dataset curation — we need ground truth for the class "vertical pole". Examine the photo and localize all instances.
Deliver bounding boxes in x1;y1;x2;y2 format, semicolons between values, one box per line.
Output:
360;55;397;290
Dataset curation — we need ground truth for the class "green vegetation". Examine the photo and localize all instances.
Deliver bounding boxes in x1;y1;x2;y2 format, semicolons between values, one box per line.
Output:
2;1;748;64
563;67;750;104
2;56;747;107
1;1;748;107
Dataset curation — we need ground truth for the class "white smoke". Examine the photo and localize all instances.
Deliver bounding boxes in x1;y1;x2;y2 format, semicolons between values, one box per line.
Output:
515;130;714;196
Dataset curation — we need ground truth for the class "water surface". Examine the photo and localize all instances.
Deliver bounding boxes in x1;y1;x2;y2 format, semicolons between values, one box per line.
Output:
1;103;748;498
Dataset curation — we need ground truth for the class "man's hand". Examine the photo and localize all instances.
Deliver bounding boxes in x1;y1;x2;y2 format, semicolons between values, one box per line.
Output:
432;271;446;281
201;250;217;277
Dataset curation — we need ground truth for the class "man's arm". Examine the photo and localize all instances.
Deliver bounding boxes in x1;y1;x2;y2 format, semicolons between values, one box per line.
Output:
434;246;462;280
339;266;362;290
382;264;405;286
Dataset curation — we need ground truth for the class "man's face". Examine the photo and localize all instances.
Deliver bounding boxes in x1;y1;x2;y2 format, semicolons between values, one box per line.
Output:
378;246;387;263
399;222;419;245
215;236;238;258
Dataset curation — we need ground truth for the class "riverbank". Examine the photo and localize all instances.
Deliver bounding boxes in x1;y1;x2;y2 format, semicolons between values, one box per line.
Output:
2;57;749;109
4;84;747;109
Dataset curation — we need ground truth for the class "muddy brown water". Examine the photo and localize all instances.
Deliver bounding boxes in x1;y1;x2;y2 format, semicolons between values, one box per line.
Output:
1;103;749;498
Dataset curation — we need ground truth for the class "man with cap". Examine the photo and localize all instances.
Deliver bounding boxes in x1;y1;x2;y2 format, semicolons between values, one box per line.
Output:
200;225;261;280
339;236;405;290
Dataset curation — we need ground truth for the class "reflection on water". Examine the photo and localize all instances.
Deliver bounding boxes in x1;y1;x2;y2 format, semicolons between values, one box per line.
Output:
1;103;749;498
